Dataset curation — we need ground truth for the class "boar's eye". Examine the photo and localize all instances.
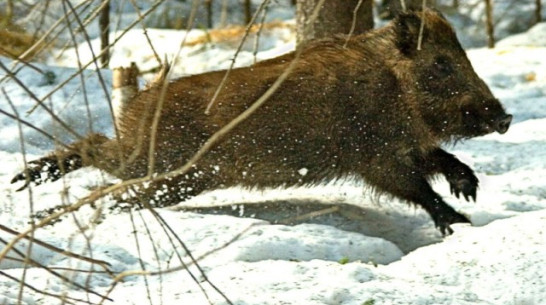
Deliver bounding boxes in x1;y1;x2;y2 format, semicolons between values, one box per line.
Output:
433;56;454;76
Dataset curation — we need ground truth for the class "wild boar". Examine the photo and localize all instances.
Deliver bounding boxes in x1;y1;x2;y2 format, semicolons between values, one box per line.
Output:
12;9;512;235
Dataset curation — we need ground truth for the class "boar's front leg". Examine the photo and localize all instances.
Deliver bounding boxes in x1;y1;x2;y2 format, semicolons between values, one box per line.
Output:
424;148;479;202
404;178;469;235
370;163;470;235
11;133;109;191
11;155;82;191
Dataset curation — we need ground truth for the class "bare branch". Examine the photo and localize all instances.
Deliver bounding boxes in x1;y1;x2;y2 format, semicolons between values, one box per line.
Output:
417;0;427;51
0;270;98;305
99;0;111;68
204;0;272;114
0;224;113;272
344;0;366;48
0;237;112;302
129;0;163;66
0;60;84;140
147;0;202;176
253;1;270;64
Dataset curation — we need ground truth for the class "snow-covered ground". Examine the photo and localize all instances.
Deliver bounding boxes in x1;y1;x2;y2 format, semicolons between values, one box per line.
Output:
1;11;546;305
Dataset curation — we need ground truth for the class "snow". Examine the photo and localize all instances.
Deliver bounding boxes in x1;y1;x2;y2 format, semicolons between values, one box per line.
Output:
1;11;546;305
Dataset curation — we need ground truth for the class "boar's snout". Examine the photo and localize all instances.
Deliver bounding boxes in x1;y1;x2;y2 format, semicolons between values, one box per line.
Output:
494;114;512;134
461;98;512;138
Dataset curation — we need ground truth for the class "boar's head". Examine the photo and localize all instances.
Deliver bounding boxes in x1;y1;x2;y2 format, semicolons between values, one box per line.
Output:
392;9;512;141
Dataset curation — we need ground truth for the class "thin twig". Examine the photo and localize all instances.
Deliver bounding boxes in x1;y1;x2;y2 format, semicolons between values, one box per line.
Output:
4;86;35;305
400;0;407;12
141;196;213;304
129;210;155;305
66;201;105;303
344;0;365;48
0;107;71;150
61;0;94;133
253;1;269;64
2;255;111;274
25;0;165;116
140;206;228;305
0;224;112;272
146;0;201;176
0;270;98;305
98;207;215;305
0;0;330;236
0;60;83;140
28;0;51;43
3;1;95;87
137;210;164;304
1;2;326;304
0;237;112;302
142;222;262;275
62;0;112;120
204;0;272;114
56;0;113;61
104;1;327;299
62;0;128;173
129;0;163;66
3;0;94;76
417;0;427;51
16;0;166;177
0;46;44;74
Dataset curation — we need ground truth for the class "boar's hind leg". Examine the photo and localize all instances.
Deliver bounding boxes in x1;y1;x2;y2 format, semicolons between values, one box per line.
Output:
424;148;479;202
119;170;217;208
372;169;470;235
11;133;110;191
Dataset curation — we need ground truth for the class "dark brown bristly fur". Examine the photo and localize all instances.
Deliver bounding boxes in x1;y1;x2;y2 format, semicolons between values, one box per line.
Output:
12;9;512;235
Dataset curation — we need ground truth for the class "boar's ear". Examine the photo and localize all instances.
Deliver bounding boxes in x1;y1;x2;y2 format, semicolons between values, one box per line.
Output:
394;12;423;57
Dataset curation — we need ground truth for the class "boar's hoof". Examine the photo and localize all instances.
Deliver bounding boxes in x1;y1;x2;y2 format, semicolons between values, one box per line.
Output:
433;208;470;236
449;177;478;202
445;162;479;202
11;157;66;191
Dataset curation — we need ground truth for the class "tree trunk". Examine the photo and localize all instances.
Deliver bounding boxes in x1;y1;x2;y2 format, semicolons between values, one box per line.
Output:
452;0;459;8
536;0;542;24
244;0;252;25
6;0;14;24
484;0;495;48
205;0;213;28
296;0;373;46
99;0;111;68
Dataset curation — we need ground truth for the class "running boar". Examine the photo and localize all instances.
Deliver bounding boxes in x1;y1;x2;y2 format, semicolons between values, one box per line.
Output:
12;9;512;235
